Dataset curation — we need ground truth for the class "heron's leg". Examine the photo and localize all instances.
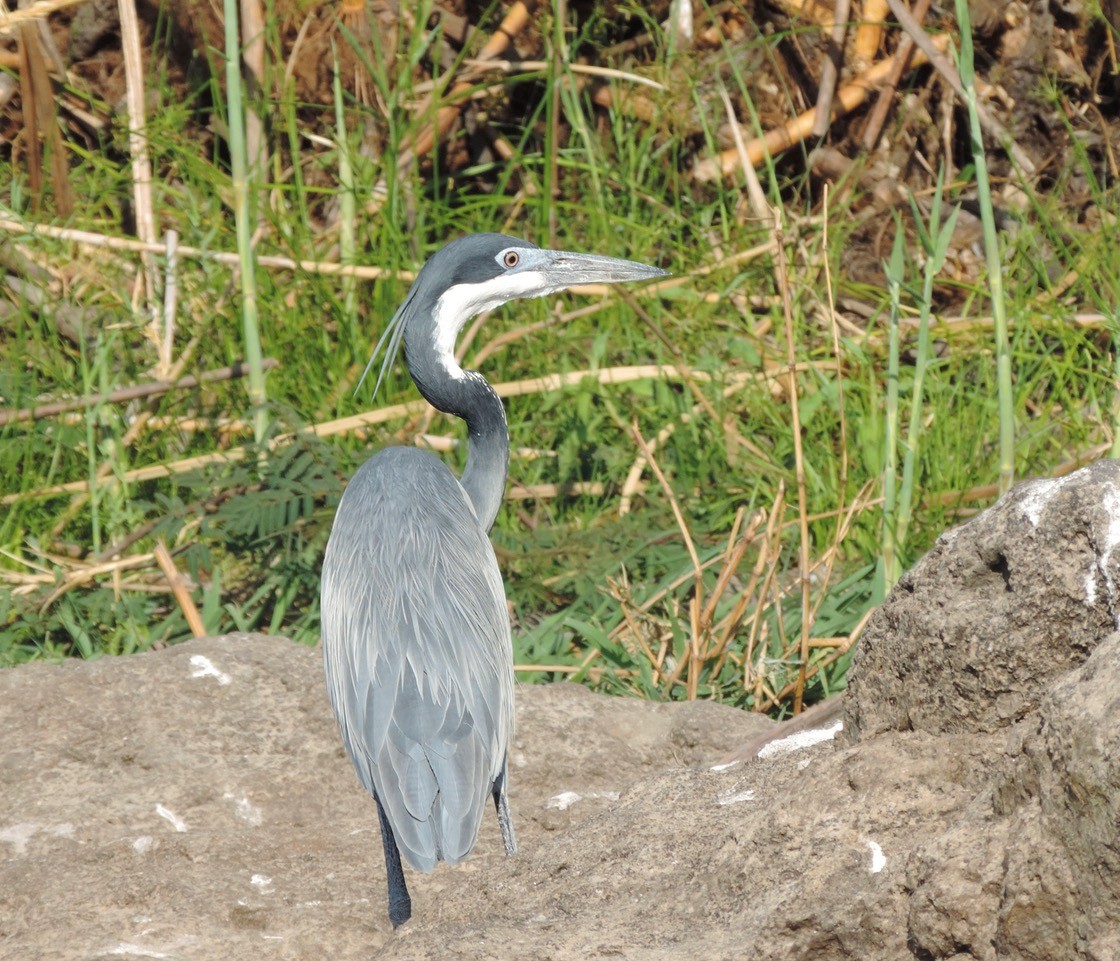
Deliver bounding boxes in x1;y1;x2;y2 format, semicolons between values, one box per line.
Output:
374;794;412;928
492;755;517;855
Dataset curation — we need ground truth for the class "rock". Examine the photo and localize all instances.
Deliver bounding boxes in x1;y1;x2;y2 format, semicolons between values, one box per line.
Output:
845;459;1120;740
993;632;1120;957
0;634;765;960
4;462;1120;958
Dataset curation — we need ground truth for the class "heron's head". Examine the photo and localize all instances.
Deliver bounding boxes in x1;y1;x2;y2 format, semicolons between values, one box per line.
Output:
359;233;668;397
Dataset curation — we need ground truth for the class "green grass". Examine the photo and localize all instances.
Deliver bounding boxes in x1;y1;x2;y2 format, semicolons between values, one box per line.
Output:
1;6;1118;716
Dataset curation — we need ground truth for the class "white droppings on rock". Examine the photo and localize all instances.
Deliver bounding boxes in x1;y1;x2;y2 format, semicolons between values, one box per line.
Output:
250;874;273;893
155;804;187;833
1018;475;1072;527
544;790;619;811
189;654;230;686
1097;484;1120;628
0;822;74;855
709;759;740;773
716;788;755;806
132;836;153;853
865;838;887;874
545;791;584;811
223;792;263;827
757;719;843;759
0;822;39;855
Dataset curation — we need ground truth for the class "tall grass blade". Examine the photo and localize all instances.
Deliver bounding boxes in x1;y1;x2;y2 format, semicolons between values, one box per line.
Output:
223;0;267;444
897;172;959;548
332;43;359;360
879;225;906;598
952;0;1014;491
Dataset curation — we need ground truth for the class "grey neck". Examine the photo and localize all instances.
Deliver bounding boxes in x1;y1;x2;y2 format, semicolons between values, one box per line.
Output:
404;338;510;533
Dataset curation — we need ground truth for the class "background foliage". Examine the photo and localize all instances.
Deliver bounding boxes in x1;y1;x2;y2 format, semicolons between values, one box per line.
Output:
2;0;1119;715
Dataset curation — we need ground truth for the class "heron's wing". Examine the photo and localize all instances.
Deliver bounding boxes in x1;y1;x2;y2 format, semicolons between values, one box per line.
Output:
321;447;514;872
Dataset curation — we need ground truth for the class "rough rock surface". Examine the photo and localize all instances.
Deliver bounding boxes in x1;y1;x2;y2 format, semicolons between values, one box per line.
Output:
3;461;1120;960
846;458;1120;738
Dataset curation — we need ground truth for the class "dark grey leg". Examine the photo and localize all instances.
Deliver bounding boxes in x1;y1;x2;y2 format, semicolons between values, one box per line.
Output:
374;794;411;928
492;756;517;856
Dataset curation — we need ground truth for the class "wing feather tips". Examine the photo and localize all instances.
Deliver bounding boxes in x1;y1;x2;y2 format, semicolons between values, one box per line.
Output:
429;736;489;863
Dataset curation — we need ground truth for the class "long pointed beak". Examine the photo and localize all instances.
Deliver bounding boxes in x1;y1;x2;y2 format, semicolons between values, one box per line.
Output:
534;249;669;288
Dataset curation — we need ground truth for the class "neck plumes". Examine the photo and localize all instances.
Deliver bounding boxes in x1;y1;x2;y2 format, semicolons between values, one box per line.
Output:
404;335;510;533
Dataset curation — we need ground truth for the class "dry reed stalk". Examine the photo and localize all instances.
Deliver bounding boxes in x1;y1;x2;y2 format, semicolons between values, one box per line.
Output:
861;0;932;149
619;290;727;439
37;550;158;610
768;208;813;714
854;0;890;61
506;481;616;501
693;35;949;181
607;535;744;646
812;0;852;138
3;364;714;506
239;0;266;174
857;313;1113;353
117;0;161;367
630;422;705;697
0;217;746;307
631;424;702;579
0;357;279;426
0;217;415;282
0;0;88;35
754;609;870;713
513;663;612;679
126;416;251;434
154;540;206;637
547;0;568;244
803;479;877;631
743;484;787;698
699;510;769;675
440;58;666;91
776;603;875;711
773;0;837;25
416;435;557;462
606;570;667;685
717;81;768;221
589;84;658;123
0;547;55;594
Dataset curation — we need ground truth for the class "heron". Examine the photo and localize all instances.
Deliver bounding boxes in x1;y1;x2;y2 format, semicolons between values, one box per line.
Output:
320;232;667;929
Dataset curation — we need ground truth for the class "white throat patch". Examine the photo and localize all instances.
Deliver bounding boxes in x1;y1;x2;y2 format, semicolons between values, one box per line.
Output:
430;272;547;375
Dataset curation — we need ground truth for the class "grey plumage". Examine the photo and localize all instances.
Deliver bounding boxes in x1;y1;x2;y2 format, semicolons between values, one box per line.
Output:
322;447;512;870
320;233;667;928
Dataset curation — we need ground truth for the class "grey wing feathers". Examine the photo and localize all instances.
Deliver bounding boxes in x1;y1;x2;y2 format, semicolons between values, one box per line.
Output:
321;446;514;872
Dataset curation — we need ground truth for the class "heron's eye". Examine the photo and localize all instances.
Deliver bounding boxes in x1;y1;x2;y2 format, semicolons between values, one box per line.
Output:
502;250;520;269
